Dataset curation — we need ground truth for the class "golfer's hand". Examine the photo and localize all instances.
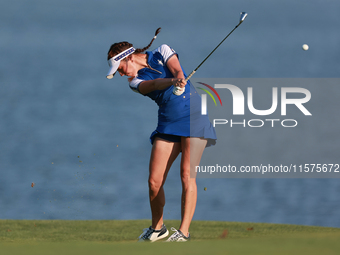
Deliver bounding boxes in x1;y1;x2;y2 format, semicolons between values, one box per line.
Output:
172;78;186;88
172;78;186;96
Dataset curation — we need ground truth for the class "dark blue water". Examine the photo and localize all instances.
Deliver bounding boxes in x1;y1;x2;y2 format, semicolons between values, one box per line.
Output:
1;0;340;228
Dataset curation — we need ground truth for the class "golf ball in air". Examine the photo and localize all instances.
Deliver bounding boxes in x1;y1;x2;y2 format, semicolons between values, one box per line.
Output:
302;44;309;51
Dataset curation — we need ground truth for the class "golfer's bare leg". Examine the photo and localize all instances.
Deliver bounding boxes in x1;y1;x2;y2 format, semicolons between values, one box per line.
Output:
149;137;181;230
179;137;207;236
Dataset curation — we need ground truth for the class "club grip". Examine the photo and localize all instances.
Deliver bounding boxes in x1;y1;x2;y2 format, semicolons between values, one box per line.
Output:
185;70;196;82
172;71;196;96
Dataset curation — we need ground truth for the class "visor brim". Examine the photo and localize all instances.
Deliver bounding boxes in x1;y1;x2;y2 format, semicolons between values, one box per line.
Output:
106;60;120;79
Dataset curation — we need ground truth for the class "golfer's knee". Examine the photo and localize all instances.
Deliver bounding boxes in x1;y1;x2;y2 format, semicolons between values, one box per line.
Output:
181;166;194;185
148;177;163;194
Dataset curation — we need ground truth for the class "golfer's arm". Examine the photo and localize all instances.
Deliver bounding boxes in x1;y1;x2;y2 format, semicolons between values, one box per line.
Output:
167;55;185;80
138;78;174;95
138;56;185;95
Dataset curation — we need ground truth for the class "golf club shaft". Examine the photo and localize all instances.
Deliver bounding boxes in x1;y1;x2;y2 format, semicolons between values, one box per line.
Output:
185;22;243;82
173;12;247;95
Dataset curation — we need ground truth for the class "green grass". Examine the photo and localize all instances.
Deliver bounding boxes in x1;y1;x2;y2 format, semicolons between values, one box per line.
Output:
1;220;340;254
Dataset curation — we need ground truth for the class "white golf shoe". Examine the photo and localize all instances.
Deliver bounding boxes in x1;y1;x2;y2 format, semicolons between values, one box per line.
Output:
138;224;169;242
165;227;190;242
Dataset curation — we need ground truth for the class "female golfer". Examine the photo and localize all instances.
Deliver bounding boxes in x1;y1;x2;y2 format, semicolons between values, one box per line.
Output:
106;28;216;242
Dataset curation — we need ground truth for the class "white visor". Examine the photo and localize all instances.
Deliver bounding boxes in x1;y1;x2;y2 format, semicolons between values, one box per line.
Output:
106;47;136;79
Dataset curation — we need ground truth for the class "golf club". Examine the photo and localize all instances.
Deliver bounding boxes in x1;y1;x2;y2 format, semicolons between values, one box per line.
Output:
173;12;248;95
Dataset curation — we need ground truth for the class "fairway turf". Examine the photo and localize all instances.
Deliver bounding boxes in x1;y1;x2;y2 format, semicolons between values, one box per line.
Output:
1;220;340;254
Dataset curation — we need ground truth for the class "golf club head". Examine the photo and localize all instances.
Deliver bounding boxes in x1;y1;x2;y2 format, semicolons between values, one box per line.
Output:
239;12;248;23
